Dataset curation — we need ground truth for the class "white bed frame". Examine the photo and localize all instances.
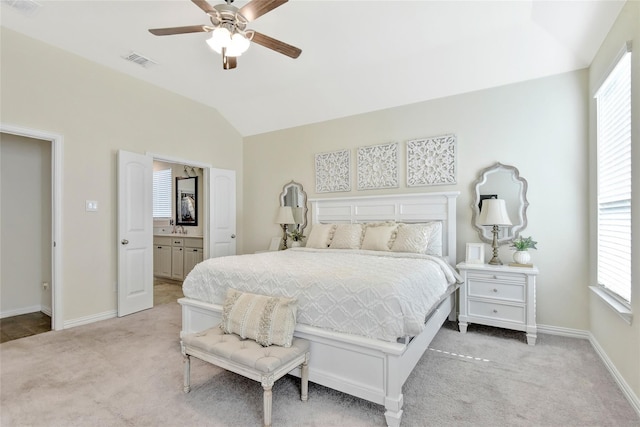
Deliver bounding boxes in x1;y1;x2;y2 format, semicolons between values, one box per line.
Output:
179;191;459;426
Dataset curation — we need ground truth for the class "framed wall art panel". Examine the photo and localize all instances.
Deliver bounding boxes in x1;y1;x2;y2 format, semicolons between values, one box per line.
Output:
315;149;351;193
407;134;457;187
357;142;399;190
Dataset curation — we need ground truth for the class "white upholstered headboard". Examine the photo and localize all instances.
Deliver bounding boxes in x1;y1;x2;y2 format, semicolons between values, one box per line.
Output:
309;192;459;266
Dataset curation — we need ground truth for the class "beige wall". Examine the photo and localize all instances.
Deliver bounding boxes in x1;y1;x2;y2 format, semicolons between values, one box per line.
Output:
0;133;52;315
245;70;590;332
0;28;243;323
588;0;640;403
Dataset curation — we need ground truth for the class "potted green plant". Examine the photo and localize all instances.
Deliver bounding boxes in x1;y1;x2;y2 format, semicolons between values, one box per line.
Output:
510;236;537;265
288;229;305;247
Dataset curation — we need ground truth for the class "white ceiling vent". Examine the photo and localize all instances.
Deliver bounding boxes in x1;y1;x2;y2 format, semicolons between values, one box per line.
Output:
2;0;41;16
122;52;157;68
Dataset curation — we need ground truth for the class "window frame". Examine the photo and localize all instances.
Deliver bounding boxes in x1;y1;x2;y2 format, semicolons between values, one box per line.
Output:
593;42;632;312
153;168;173;221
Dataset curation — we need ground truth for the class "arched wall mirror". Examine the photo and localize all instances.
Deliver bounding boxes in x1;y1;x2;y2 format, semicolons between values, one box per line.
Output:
471;163;529;245
279;180;308;232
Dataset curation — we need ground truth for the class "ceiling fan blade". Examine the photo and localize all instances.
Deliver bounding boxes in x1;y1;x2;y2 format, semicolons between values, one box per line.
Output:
239;0;287;22
222;52;237;70
191;0;216;14
251;31;301;59
149;25;209;36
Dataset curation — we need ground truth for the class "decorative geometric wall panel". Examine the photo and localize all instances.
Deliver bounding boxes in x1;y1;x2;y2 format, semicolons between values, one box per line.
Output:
315;149;351;193
357;142;399;190
406;134;457;186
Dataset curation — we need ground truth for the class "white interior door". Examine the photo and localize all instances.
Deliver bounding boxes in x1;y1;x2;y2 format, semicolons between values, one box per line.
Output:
209;168;236;258
117;150;153;316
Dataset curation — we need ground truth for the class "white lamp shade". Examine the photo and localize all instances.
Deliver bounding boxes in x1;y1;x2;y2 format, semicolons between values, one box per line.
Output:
275;206;295;225
478;199;512;226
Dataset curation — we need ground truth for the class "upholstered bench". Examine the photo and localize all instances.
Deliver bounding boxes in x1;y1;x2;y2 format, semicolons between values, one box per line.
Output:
182;326;310;427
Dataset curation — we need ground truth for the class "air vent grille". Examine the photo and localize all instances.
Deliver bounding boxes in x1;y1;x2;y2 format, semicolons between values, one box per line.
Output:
2;0;41;16
122;52;157;68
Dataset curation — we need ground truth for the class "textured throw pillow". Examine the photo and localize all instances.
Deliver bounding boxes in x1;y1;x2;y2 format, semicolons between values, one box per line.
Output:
361;223;398;251
329;224;364;249
391;223;430;254
305;224;336;248
221;288;297;347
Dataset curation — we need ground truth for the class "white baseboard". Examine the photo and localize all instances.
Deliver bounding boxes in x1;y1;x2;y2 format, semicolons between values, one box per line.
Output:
589;333;640;418
63;310;117;329
0;305;45;319
41;306;52;317
538;323;640;418
537;323;591;339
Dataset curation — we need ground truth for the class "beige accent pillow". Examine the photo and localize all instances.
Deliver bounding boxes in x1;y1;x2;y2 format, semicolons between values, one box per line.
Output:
361;224;398;251
329;224;364;249
391;222;443;255
221;288;297;347
305;224;336;249
391;223;431;254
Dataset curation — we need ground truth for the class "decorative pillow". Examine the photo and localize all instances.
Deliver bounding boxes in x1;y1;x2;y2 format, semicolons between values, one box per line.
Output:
305;224;336;249
329;224;364;249
361;223;398;251
221;288;297;347
390;222;443;255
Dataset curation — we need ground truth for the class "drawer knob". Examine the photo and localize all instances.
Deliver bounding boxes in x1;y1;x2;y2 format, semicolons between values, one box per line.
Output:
492;288;498;293
493;275;498;279
493;309;498;313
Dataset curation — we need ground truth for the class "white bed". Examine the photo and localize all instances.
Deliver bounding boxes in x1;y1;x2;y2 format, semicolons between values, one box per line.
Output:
179;191;459;426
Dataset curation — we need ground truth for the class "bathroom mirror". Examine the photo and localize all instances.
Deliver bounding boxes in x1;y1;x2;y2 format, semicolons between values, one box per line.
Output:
279;180;308;232
471;163;528;245
176;176;197;226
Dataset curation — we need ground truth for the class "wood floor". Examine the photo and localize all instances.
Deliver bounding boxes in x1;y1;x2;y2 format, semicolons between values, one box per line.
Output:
0;278;184;344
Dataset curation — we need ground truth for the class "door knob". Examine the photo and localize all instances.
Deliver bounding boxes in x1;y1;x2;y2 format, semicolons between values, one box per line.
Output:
121;239;129;245
231;234;236;239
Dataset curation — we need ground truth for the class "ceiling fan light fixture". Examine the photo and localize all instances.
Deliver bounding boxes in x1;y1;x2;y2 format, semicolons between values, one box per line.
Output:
206;27;231;53
206;27;249;57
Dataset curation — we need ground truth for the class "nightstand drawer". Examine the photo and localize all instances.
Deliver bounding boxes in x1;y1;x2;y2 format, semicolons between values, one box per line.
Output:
468;280;525;302
468;300;525;323
467;271;526;284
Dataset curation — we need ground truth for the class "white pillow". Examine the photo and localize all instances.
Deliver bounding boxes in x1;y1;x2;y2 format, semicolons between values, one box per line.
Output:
330;224;364;249
424;221;443;256
305;224;336;248
361;224;397;251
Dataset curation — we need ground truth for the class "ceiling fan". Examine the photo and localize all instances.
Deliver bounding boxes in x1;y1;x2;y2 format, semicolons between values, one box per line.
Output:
149;0;302;70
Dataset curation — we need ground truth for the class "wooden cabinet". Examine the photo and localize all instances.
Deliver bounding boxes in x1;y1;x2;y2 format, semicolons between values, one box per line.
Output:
154;236;203;280
457;262;539;345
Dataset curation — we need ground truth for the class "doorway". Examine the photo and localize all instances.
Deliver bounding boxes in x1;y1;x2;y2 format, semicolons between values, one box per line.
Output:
0;125;62;341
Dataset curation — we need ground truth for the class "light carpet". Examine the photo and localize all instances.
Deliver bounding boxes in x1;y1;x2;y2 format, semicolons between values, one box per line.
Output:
1;302;638;427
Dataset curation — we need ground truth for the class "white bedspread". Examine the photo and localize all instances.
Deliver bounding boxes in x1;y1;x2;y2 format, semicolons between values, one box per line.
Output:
182;248;461;342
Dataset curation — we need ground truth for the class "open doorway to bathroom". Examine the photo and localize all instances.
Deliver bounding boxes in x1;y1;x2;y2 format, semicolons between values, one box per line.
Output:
151;160;203;307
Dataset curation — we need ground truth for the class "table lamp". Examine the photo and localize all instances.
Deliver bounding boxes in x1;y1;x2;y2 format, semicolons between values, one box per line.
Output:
478;198;512;265
275;206;296;249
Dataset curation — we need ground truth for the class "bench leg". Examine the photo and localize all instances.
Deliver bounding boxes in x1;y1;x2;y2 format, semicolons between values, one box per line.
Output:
183;354;191;393
301;355;309;402
263;384;273;427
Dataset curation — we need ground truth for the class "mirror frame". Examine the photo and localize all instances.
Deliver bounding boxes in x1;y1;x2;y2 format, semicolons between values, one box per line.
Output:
279;180;308;232
471;163;529;245
176;176;198;226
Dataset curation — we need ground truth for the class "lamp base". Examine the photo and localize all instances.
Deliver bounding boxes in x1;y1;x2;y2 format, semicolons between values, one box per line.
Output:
488;256;503;265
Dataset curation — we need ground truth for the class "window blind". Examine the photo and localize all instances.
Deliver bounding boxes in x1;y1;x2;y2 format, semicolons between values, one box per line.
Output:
595;49;632;303
153;168;172;219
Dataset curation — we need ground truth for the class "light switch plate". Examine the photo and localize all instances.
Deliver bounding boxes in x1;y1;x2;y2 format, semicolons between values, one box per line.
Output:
85;200;98;211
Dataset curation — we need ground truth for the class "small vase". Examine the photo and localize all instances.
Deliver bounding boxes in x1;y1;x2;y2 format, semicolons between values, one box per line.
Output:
513;250;531;265
290;241;302;248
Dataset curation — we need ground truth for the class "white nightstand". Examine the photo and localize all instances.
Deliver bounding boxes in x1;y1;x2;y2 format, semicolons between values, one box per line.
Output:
457;262;539;345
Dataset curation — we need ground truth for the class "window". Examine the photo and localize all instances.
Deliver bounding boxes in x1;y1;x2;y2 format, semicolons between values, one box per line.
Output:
594;45;632;304
153;168;172;219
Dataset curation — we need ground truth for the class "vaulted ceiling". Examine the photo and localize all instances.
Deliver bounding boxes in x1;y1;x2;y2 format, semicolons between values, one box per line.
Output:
1;0;625;136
